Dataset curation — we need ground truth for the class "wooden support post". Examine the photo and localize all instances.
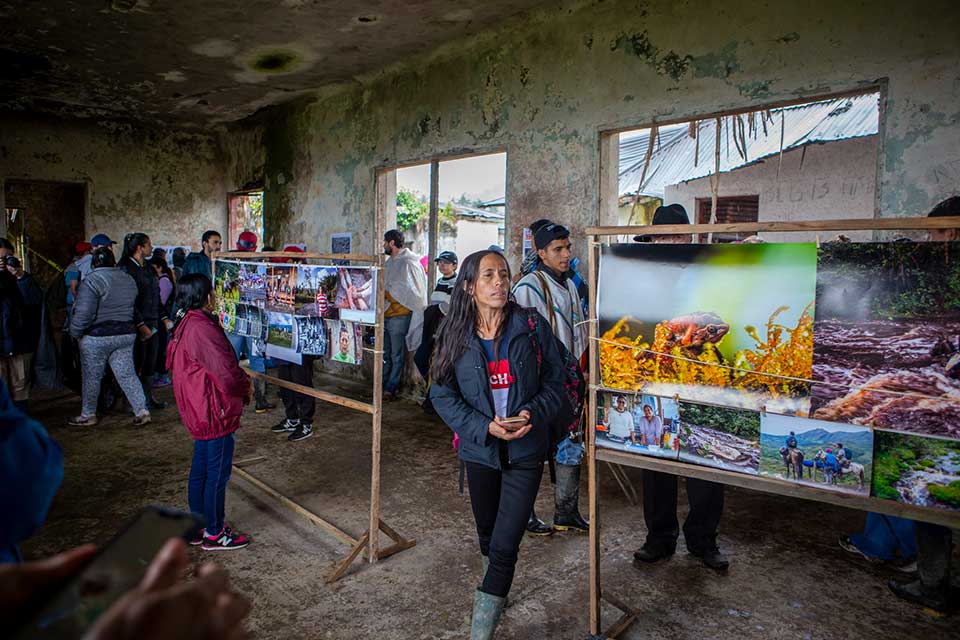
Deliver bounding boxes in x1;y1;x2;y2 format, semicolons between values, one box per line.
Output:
587;237;602;636
370;187;388;564
427;159;440;286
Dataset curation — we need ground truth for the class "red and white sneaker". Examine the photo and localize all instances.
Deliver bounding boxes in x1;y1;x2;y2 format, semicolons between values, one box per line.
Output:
201;526;250;551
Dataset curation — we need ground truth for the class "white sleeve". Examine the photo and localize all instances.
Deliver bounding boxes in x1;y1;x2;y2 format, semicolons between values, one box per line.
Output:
512;275;547;315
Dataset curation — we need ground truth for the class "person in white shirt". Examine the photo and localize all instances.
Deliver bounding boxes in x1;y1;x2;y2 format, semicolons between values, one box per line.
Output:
512;220;588;535
605;396;634;441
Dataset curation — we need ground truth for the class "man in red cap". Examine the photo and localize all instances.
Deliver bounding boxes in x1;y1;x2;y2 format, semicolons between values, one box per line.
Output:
65;241;93;311
237;231;258;252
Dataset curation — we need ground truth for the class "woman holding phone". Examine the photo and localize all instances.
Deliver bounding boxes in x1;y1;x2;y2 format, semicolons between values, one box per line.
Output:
166;274;252;551
429;250;566;639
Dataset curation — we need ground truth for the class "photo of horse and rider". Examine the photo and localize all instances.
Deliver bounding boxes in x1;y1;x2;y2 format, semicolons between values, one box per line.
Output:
759;413;873;495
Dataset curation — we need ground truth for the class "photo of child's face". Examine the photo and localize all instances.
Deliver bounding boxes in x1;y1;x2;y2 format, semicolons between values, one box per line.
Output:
339;331;350;355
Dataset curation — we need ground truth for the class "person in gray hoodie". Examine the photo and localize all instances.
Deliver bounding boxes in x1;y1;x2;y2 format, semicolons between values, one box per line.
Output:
67;247;150;427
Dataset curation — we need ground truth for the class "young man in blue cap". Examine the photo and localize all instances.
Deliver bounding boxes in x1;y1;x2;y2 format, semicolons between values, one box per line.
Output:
513;220;589;535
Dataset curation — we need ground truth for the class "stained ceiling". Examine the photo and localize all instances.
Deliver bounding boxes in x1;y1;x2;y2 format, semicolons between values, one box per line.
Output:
0;0;555;128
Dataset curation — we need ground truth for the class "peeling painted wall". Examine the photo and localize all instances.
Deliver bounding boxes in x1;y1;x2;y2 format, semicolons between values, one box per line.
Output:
0;114;228;248
223;0;960;265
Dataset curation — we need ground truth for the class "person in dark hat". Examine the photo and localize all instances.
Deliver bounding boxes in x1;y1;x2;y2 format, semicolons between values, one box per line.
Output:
632;203;728;571
633;204;693;243
431;250;458;306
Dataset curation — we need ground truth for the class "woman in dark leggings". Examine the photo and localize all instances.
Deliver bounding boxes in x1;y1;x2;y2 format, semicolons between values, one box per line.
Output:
429;250;566;639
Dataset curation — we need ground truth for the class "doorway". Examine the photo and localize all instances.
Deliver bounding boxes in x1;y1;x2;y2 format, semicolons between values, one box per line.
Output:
3;179;86;287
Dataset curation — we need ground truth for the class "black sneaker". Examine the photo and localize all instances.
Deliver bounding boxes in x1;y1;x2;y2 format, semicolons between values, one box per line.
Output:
633;544;675;564
271;418;298;433
288;422;313;442
689;546;730;571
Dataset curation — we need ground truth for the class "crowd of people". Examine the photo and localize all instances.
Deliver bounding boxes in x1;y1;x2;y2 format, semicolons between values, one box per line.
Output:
0;200;956;638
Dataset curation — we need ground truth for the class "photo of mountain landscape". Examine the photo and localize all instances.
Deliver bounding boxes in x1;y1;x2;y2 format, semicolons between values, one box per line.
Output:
760;413;873;494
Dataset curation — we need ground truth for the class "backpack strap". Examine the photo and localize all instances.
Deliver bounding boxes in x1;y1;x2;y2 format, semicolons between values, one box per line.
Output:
532;271;558;333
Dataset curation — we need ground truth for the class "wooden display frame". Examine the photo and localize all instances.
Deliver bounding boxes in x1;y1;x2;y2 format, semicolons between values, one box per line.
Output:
211;247;416;583
584;216;960;639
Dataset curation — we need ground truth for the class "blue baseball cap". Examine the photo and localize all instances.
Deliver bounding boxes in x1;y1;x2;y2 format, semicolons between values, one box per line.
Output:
90;233;116;247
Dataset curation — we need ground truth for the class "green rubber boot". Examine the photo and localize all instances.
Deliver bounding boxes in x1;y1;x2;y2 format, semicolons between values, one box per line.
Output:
471;588;505;640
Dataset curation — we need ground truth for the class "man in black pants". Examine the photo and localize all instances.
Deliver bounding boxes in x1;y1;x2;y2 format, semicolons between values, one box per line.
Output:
271;355;316;442
119;233;170;411
632;205;728;571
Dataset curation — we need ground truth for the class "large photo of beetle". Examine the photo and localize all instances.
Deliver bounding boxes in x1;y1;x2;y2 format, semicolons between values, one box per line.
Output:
597;243;818;414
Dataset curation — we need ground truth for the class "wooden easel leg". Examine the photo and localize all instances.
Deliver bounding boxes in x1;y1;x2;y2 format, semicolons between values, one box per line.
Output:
600;593;642;639
605;461;638;505
376;518;417;560
326;532;370;583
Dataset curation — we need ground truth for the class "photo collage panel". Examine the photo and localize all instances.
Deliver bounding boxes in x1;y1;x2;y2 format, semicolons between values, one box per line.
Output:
215;258;374;366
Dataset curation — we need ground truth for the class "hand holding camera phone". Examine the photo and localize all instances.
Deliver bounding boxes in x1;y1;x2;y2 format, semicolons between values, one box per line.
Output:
14;506;204;639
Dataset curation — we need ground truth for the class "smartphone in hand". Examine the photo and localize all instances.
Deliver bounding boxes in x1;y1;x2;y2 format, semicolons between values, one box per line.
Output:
498;415;528;430
14;506;204;640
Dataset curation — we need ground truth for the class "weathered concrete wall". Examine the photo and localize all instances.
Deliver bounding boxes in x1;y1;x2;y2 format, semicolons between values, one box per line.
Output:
0;114;228;249
666;136;879;242
223;0;960;264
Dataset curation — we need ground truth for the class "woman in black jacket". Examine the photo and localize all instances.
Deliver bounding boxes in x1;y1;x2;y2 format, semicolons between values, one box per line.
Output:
429;250;566;640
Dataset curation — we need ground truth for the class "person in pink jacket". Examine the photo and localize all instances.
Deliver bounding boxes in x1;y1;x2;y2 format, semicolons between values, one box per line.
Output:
166;273;252;551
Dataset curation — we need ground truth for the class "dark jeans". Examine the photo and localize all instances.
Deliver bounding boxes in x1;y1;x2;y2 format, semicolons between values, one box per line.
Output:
466;459;543;598
850;513;917;561
278;356;315;423
155;322;169;375
133;332;159;397
916;522;952;594
383;314;411;393
188;434;235;536
642;470;724;554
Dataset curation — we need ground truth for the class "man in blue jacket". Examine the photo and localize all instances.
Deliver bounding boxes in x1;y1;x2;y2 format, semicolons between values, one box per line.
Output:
0;380;63;563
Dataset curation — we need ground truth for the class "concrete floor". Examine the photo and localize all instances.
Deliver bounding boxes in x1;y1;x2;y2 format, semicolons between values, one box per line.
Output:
23;375;958;639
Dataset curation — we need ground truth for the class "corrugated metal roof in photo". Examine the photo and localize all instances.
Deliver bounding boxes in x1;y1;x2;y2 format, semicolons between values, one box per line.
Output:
618;93;880;198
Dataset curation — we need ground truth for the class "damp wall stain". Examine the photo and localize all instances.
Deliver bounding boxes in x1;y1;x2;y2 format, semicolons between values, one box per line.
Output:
0;113;227;247
217;0;959;266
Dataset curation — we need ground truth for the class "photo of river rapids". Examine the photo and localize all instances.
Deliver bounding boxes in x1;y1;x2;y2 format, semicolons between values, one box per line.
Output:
811;241;960;439
873;431;960;511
